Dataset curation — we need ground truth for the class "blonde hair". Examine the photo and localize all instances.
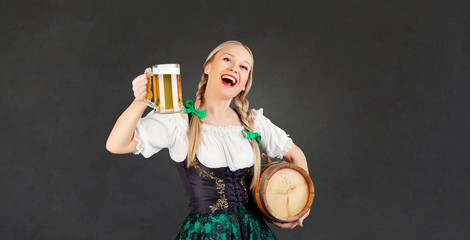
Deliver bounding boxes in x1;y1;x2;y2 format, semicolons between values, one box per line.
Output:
187;40;261;190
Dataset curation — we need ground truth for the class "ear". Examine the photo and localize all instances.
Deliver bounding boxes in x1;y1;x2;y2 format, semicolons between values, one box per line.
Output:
242;79;248;91
204;62;211;75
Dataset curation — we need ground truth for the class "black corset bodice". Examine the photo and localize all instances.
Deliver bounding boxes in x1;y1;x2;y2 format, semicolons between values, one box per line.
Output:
175;159;252;214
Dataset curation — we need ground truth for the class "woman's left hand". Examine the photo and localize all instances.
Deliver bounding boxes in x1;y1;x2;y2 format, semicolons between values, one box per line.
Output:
270;210;310;229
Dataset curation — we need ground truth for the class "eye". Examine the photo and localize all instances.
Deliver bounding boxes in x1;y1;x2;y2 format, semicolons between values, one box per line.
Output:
223;57;231;62
241;65;249;71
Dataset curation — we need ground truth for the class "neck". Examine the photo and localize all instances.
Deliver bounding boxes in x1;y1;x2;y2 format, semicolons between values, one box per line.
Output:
199;92;233;119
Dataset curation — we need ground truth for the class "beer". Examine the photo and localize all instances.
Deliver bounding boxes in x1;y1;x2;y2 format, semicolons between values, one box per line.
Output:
145;73;153;101
146;64;183;113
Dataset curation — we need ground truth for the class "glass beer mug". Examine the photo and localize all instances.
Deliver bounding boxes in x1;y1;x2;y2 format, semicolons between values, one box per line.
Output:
144;63;183;113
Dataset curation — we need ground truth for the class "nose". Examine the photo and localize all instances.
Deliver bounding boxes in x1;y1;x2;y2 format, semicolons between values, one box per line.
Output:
229;66;238;73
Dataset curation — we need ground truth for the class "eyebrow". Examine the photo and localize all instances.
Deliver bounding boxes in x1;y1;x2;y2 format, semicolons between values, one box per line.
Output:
222;53;252;67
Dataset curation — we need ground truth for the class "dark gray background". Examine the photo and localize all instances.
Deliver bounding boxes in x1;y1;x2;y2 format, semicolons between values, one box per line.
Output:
1;0;469;239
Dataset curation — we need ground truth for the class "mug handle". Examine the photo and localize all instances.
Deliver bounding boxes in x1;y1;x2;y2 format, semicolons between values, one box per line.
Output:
144;70;155;109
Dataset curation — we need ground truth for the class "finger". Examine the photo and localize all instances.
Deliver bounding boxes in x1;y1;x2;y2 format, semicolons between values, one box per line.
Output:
282;222;297;229
304;210;311;218
271;221;297;229
132;77;145;88
135;81;147;90
132;82;144;93
136;85;147;96
138;89;148;99
299;210;310;227
134;85;147;97
137;74;148;83
138;92;147;100
291;222;299;229
133;77;148;89
144;67;151;74
271;221;285;228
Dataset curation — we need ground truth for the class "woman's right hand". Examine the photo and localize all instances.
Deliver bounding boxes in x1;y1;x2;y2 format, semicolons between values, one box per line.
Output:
132;68;152;101
270;209;310;229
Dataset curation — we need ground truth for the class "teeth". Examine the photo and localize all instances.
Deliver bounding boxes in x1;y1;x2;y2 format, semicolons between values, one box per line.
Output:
222;75;236;84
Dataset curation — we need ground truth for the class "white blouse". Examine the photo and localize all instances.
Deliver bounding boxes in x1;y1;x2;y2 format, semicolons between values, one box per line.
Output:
134;109;293;171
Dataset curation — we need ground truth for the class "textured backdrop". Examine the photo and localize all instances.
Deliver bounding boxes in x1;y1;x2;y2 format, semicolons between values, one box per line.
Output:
1;0;469;239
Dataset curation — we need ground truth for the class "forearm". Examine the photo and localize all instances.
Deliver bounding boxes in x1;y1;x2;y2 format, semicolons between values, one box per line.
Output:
106;99;148;153
283;144;309;174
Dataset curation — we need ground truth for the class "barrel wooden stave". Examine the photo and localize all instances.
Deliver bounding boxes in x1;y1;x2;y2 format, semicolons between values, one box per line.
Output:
252;160;314;223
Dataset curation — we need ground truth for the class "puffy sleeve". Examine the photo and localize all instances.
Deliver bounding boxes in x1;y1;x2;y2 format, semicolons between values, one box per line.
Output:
253;109;293;159
133;111;188;161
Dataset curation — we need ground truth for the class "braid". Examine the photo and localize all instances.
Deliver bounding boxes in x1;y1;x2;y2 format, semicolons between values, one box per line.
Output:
194;76;207;108
234;93;261;190
234;93;253;130
187;74;208;167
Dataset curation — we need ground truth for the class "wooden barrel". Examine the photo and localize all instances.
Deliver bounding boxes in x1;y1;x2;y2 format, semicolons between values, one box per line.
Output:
251;156;314;223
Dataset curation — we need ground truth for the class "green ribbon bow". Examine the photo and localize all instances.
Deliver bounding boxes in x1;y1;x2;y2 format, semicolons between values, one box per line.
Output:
183;100;206;118
243;129;261;146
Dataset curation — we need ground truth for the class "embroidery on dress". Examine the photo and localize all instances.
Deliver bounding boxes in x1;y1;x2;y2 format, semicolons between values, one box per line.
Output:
199;170;228;213
240;174;249;204
189;159;200;169
209;195;228;213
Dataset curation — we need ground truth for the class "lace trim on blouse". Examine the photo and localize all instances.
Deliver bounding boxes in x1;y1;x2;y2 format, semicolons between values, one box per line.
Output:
201;124;245;137
134;129;144;154
277;137;293;159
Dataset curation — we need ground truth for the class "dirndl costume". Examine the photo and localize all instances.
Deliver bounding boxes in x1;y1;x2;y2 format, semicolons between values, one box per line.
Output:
134;108;293;239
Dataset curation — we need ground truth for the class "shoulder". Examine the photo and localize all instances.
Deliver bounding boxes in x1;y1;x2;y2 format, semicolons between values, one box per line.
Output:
179;113;189;122
251;108;266;122
250;108;264;118
141;111;188;129
251;108;286;133
251;108;271;130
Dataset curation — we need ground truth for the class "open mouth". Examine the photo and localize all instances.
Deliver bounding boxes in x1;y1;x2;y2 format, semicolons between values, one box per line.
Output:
221;74;238;88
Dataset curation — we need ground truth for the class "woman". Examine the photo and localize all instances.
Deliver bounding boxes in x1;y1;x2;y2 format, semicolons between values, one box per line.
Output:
106;40;310;239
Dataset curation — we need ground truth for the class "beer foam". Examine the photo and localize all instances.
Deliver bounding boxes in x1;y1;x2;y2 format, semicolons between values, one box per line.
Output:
153;64;180;74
